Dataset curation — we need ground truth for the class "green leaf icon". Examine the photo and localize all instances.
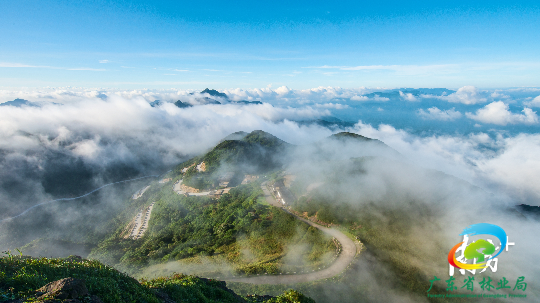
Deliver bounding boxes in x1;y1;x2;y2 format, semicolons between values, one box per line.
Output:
464;239;496;262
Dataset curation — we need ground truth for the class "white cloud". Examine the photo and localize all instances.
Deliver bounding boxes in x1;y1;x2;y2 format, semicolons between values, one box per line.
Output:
490;92;509;99
466;101;539;125
476;134;540;202
203;103;329;123
275;86;292;96
314;103;349;109
418;107;462;121
99;60;109;64
372;95;390;102
350;95;369;101
437;86;487;104
348;122;492;184
347;122;540;204
69;138;100;159
525;95;540;107
399;91;417;102
223;86;369;103
0;95;332;167
349;93;388;102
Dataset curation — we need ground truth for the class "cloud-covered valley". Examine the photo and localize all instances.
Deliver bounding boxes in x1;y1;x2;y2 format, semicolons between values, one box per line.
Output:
1;86;540;213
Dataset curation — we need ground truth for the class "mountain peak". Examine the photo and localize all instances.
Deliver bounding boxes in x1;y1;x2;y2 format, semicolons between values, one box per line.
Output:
329;132;374;141
201;88;228;99
0;98;37;107
221;131;249;141
242;130;289;147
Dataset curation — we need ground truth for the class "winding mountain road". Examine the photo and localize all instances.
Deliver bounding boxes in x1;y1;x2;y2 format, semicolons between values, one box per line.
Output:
0;175;160;223
224;182;361;284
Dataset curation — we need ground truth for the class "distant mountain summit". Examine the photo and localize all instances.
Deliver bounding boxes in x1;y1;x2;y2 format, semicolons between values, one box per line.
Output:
197;97;222;105
233;100;263;105
149;100;163;107
199;130;292;174
328;132;375;142
173;100;193;108
0;98;38;107
186;130;400;177
242;130;289;147
201;88;228;99
190;89;263;105
221;131;249;141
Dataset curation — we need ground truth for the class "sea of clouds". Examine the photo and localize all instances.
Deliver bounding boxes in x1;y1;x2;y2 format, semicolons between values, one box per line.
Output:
1;85;540;209
1;85;539;301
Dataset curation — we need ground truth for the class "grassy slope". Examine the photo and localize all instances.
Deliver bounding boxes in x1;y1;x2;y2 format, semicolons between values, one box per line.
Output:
0;255;314;303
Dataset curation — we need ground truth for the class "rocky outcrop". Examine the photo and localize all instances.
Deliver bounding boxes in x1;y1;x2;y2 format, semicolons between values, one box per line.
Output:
26;277;104;303
37;277;88;300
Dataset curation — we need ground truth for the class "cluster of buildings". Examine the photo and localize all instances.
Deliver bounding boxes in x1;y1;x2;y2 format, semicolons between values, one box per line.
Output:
218;172;234;187
125;202;155;239
209;187;231;199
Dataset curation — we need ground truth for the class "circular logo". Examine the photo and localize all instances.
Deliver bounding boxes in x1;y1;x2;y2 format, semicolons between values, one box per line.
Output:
448;223;507;270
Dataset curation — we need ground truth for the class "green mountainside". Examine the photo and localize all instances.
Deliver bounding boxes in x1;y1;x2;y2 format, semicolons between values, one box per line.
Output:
3;130;410;303
0;255;314;303
89;181;334;278
4;129;530;302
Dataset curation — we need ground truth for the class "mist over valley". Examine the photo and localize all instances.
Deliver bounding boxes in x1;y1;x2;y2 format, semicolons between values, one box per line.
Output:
1;87;539;302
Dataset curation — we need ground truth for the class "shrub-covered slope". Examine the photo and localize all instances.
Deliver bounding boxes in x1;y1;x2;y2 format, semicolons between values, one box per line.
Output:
0;255;315;303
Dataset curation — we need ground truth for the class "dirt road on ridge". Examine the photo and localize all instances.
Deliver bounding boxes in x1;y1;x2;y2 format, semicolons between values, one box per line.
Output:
224;181;360;285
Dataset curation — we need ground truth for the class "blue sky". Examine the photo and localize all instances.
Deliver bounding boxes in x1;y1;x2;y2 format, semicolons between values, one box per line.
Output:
1;0;540;89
